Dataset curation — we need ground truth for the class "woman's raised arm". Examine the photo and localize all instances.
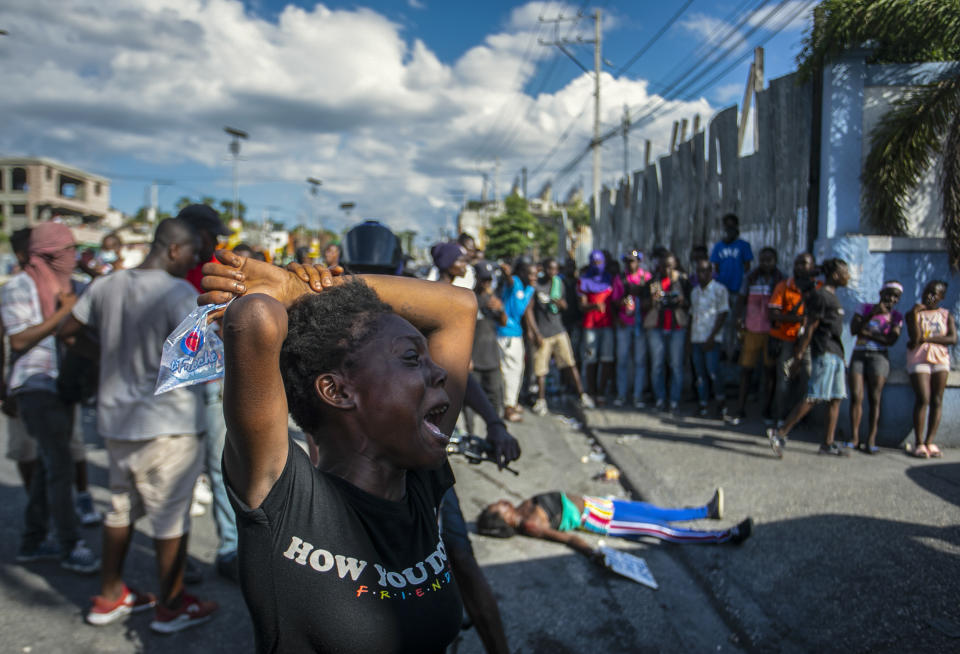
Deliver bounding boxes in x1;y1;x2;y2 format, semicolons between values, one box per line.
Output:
200;251;324;509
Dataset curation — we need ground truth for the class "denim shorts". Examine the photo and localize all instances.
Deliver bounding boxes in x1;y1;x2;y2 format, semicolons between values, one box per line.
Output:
582;327;615;364
807;352;847;402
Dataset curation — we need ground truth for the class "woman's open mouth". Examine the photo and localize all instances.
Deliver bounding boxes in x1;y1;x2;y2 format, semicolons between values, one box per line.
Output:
423;403;450;443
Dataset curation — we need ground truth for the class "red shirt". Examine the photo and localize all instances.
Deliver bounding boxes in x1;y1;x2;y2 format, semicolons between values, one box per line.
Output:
186;255;217;293
581;288;613;329
660;277;676;330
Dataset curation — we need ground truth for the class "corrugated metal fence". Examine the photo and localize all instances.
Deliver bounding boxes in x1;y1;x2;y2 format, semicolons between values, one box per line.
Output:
593;72;813;269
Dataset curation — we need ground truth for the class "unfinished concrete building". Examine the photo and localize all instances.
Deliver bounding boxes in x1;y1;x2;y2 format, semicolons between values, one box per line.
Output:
0;157;110;233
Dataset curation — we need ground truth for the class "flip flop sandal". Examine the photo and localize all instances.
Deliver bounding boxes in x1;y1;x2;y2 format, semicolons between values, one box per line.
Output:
912;444;929;458
927;444;943;458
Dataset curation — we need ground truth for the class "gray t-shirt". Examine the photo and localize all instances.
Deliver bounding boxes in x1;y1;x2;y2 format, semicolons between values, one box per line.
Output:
72;268;203;441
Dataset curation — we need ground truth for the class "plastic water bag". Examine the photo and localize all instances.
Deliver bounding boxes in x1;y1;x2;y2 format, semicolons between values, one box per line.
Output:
155;302;229;394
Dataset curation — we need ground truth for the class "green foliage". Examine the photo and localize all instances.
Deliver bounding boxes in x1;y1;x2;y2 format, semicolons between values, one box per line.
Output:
798;0;960;268
941;111;960;269
862;77;960;235
797;0;960;81
565;201;591;230
485;195;544;260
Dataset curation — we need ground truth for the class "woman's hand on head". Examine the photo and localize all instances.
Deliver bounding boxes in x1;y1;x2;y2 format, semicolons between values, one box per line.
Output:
199;249;310;309
286;262;344;293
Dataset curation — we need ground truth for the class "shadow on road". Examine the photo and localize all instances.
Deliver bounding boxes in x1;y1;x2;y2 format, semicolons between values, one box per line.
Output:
905;462;960;509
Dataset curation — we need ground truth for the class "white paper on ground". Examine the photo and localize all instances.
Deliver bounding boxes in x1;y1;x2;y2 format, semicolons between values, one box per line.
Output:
598;546;658;589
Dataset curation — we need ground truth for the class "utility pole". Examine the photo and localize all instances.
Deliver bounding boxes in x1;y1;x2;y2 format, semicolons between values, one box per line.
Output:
148;181;158;223
539;10;602;218
224;127;249;223
622;103;630;183
592;9;601;220
737;47;765;154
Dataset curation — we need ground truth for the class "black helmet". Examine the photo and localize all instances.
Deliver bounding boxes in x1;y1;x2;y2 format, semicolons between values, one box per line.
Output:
343;220;403;275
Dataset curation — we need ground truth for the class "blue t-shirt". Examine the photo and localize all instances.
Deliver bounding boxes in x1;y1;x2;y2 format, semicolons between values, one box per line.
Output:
710;239;754;293
497;276;534;338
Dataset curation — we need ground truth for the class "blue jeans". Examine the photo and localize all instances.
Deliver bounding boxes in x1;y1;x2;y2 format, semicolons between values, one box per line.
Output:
691;343;723;404
615;324;648;401
633;323;649;402
614;325;633;399
204;380;237;557
648;328;686;404
18;391;79;551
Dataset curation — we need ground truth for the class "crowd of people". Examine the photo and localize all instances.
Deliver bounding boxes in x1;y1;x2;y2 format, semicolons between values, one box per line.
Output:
429;212;956;461
0;207;954;652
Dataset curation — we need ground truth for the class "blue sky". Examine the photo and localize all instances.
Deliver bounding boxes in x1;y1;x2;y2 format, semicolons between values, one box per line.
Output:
1;0;816;244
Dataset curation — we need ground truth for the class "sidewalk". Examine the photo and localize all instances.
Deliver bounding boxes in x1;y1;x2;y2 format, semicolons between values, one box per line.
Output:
583;403;960;653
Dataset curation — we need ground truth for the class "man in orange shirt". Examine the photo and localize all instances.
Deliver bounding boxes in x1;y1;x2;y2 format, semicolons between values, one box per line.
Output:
767;253;817;425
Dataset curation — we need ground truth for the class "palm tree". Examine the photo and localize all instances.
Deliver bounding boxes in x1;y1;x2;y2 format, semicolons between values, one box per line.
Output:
797;0;960;268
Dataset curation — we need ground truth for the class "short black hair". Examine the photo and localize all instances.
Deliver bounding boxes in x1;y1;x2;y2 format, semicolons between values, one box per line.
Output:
477;507;516;538
295;246;312;264
280;278;393;437
821;258;848;279
722;213;739;226
152;218;197;250
10;228;31;256
923;279;948;297
458;232;476;246
759;246;778;260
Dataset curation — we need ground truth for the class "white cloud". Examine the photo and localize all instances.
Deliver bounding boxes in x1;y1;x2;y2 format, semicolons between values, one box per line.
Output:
0;0;712;235
408;0;426;9
712;82;744;105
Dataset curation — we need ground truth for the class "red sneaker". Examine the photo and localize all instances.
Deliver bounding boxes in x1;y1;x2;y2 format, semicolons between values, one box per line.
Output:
149;593;218;634
87;585;157;626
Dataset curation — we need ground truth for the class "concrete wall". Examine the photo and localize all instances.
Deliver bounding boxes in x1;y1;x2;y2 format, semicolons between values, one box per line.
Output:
817;53;960;446
594;72;812;270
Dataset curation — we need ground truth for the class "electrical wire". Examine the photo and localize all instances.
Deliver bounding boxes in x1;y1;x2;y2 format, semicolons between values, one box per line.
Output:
552;0;816;183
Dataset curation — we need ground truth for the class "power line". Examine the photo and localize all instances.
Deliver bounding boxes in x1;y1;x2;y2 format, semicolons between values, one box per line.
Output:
552;0;815;183
531;1;700;184
614;0;696;77
553;0;772;176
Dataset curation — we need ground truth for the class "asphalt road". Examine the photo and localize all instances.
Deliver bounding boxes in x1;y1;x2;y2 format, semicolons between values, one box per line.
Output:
0;397;957;653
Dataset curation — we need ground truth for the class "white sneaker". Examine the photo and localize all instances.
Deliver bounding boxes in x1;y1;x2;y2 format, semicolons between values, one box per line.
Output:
193;475;213;505
532;399;548;416
579;393;596;409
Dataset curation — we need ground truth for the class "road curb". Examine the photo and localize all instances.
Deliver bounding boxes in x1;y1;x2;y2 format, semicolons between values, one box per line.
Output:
579;407;758;652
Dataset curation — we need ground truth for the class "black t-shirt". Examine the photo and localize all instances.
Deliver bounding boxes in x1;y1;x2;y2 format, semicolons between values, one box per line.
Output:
532;492;563;529
227;439;463;654
806;288;845;358
561;275;582;329
472;291;501;371
533;279;565;338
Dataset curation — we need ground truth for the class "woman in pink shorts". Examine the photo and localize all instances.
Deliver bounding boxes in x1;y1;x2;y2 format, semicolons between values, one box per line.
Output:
905;280;957;458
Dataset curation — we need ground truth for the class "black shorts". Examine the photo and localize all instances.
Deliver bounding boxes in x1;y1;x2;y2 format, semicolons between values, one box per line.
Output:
850;350;890;379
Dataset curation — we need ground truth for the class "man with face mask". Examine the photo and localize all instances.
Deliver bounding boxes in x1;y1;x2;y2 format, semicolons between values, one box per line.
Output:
2;223;100;574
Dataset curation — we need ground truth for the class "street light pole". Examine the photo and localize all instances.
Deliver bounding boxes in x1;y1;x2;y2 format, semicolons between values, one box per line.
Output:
224;126;248;224
306;177;322;239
